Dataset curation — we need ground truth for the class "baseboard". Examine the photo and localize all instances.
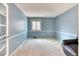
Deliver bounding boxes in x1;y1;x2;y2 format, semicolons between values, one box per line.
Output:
28;31;77;39
10;39;26;56
28;31;56;38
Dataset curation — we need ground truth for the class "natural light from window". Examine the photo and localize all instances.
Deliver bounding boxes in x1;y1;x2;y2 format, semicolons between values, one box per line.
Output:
32;20;41;31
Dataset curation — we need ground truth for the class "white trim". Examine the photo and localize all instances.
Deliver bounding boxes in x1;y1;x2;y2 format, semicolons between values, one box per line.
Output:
8;31;26;56
56;31;77;37
5;3;9;56
0;25;6;26
8;31;27;55
8;31;27;40
0;35;6;39
0;45;6;52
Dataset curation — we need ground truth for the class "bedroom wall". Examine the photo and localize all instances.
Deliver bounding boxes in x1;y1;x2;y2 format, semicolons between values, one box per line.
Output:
7;3;78;55
28;17;56;38
56;5;78;42
8;3;28;55
28;5;77;42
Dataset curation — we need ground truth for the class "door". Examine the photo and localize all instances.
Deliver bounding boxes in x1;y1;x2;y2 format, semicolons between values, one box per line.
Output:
0;3;7;56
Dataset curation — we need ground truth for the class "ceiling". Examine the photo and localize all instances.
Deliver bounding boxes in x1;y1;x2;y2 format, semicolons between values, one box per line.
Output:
15;3;77;17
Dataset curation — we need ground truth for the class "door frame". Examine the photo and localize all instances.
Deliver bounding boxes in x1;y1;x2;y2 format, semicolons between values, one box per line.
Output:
3;3;9;56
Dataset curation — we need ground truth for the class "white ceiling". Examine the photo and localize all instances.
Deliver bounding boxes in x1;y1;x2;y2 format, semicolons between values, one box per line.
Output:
15;3;77;17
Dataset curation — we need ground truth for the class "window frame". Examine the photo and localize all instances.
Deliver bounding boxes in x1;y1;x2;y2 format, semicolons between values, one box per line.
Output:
31;20;41;31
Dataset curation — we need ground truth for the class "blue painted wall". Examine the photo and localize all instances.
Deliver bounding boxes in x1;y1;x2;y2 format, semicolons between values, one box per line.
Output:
56;5;78;42
7;3;78;55
27;5;77;42
28;17;56;38
8;3;28;55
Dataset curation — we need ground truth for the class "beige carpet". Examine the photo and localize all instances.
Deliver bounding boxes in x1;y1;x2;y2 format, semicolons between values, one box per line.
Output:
12;38;66;56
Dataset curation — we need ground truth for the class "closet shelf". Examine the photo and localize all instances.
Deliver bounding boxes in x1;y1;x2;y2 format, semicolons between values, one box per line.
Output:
0;25;6;26
0;35;6;39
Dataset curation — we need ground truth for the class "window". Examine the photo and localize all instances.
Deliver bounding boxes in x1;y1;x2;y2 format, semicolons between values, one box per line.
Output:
32;21;37;30
32;20;41;31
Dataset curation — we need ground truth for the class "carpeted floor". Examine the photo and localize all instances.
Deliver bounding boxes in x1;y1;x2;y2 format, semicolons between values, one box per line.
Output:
11;38;66;56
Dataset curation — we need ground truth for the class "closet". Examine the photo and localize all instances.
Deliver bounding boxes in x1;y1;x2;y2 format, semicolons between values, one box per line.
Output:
0;3;27;56
0;3;7;56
